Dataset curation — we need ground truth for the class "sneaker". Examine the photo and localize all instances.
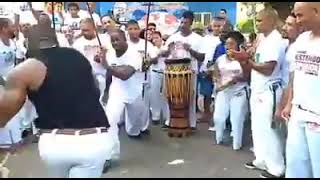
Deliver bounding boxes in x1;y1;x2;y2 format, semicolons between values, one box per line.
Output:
208;127;216;131
162;124;169;129
141;129;151;135
260;171;284;178
102;160;112;174
128;134;141;139
244;161;259;170
249;147;254;153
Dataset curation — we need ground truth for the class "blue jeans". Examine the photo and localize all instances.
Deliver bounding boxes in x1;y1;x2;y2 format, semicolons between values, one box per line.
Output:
286;106;320;178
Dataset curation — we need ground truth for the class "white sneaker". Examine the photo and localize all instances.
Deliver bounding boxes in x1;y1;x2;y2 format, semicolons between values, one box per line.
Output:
208;127;216;131
250;147;254;152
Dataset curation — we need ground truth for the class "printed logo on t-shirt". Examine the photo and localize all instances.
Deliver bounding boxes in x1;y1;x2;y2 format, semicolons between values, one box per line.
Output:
19;3;30;11
1;50;15;64
70;21;80;30
295;50;320;76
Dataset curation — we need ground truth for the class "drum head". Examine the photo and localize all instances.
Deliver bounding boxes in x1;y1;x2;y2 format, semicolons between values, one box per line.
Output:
165;58;191;65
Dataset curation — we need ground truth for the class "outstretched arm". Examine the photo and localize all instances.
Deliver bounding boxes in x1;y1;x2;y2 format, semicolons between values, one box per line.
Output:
0;70;28;127
0;59;45;127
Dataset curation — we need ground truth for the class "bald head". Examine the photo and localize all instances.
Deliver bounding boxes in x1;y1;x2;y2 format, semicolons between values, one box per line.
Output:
255;8;280;34
294;2;320;31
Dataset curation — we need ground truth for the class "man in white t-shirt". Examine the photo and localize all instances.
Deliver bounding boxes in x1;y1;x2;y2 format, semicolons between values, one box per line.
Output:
103;29;145;139
73;18;111;106
232;8;287;178
199;16;224;125
0;18;29;148
63;3;82;34
82;2;102;28
275;13;303;122
281;2;320;178
163;11;206;131
126;20;158;134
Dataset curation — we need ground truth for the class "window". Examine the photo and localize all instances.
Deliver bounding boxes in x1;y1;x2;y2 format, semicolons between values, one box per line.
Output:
194;12;212;26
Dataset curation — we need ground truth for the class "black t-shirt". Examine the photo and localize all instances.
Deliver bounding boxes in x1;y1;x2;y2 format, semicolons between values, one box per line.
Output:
27;47;110;129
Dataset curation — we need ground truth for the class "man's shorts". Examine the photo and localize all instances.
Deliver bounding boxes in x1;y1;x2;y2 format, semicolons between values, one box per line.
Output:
198;72;214;97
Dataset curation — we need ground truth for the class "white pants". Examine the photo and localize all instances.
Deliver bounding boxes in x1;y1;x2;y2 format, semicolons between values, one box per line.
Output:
21;99;38;134
38;128;114;178
150;71;167;121
214;87;248;150
250;87;285;176
286;106;320;178
95;74;106;106
105;94;148;136
165;74;197;128
141;83;150;131
0;100;37;147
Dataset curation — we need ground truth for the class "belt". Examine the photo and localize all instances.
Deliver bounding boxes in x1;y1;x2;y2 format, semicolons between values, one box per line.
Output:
152;69;164;74
40;127;108;136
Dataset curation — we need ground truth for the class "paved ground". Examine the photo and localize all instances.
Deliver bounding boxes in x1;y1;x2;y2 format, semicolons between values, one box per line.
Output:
6;121;261;178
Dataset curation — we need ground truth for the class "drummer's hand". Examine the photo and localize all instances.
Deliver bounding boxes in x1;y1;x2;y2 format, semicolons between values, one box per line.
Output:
94;47;107;65
183;43;191;51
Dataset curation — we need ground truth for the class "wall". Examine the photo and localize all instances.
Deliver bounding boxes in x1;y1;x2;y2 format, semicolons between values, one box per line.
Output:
187;2;237;25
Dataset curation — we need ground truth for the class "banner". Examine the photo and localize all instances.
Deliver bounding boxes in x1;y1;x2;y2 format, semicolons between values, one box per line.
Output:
113;2;188;35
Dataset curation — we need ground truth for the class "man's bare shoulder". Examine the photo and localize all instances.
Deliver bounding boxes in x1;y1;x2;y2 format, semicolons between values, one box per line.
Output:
7;58;47;91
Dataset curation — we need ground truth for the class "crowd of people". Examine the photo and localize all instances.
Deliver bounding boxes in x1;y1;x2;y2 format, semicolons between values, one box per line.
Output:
0;1;319;179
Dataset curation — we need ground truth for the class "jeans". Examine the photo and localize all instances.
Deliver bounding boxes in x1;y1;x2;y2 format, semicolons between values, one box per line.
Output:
38;128;115;178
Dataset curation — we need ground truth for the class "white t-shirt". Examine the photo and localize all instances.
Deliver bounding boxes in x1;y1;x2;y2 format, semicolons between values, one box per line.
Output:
0;2;20;22
201;34;221;72
64;16;82;31
281;40;298;87
127;39;158;84
0;39;17;77
107;46;143;103
15;2;37;25
56;32;71;48
216;54;247;91
81;12;102;27
165;31;207;73
64;9;88;20
151;45;166;71
291;31;320;118
73;34;111;76
15;32;27;59
251;30;286;92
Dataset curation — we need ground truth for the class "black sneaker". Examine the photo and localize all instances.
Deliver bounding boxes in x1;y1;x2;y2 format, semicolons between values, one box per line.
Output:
162;124;169;129
191;127;197;131
244;161;259;170
260;171;284;178
102;160;112;174
141;129;150;135
128;134;141;139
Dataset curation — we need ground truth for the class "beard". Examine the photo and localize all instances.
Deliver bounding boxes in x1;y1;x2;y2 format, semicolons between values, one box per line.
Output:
10;33;16;39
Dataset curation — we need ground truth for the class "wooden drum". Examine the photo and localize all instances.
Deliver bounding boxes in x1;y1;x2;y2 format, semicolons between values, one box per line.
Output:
164;58;193;137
